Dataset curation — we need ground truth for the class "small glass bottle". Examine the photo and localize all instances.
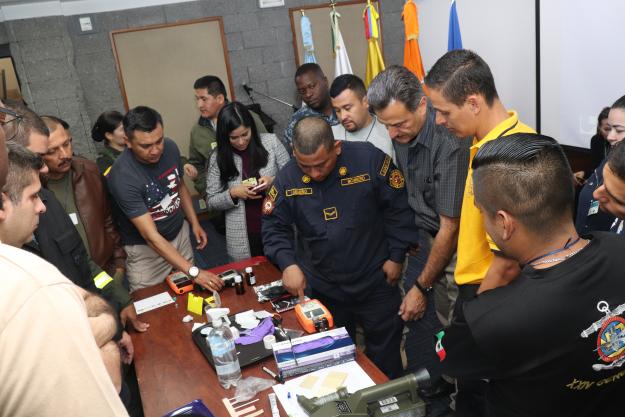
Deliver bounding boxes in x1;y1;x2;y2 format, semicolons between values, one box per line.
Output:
234;275;245;295
245;266;256;286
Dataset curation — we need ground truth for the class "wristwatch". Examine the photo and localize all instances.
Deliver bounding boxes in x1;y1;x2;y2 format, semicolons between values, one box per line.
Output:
188;265;200;279
414;280;432;295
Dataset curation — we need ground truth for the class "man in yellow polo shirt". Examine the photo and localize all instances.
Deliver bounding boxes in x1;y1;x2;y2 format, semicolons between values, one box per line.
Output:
425;49;535;417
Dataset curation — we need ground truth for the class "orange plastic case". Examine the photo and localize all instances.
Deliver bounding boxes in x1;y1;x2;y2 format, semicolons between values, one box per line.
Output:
295;299;334;333
166;271;194;295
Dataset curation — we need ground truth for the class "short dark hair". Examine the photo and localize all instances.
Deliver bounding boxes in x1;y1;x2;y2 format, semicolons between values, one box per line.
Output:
607;141;625;182
611;94;625;110
294;63;325;80
293;117;334;155
472;133;574;235
215;102;268;189
194;75;228;100
330;74;366;99
91;110;124;142
367;65;425;113
123;106;163;140
40;115;70;134
425;49;499;107
3;142;43;204
3;100;49;146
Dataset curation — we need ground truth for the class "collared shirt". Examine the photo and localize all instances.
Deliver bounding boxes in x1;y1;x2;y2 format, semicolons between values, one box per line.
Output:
283;105;338;146
455;111;535;286
262;141;418;302
394;104;470;234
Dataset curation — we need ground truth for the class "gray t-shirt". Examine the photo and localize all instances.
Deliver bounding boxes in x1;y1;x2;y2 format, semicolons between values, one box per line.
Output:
107;138;185;245
332;115;396;163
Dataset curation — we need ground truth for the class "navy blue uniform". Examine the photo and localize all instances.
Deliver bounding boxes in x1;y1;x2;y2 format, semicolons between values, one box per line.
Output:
262;141;419;377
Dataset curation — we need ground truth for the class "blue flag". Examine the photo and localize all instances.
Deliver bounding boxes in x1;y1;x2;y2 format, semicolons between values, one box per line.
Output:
448;0;463;51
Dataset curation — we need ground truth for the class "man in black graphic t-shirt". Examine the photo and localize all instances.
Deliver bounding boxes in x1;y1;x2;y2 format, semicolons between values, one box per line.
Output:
108;106;223;292
439;134;625;417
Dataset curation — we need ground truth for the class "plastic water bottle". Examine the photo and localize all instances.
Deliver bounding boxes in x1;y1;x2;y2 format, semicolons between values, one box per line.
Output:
207;316;241;389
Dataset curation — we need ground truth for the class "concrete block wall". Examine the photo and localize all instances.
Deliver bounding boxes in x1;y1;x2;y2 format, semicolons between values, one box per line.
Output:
2;0;405;158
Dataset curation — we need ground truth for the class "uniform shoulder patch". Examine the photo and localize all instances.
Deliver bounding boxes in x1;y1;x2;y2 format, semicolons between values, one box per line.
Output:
389;169;405;189
262;197;275;215
379;154;391;177
268;185;278;201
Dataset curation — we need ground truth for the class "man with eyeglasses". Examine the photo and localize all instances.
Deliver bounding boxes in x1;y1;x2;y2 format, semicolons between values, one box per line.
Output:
0;100;48;166
0;109;129;415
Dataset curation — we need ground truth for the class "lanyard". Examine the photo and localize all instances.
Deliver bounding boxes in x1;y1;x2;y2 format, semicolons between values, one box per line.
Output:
525;236;581;265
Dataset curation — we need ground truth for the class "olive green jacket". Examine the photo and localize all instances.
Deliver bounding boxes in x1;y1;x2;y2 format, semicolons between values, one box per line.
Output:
188;111;267;197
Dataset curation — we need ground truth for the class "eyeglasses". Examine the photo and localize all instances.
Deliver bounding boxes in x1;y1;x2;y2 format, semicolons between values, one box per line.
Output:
0;106;23;142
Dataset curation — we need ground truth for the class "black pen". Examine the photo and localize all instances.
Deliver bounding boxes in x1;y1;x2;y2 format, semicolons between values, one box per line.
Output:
262;366;284;384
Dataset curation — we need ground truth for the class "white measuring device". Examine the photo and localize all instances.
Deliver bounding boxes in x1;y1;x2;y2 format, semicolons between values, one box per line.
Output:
268;393;280;417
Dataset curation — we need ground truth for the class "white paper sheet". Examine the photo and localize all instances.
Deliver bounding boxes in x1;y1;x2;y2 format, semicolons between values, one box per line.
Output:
134;292;174;314
272;361;375;417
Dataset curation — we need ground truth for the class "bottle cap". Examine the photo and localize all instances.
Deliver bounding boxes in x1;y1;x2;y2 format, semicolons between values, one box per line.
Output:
245;267;253;273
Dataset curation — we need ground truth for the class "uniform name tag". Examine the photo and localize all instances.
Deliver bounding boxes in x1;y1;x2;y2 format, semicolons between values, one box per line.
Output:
285;187;313;197
340;174;370;186
588;200;599;216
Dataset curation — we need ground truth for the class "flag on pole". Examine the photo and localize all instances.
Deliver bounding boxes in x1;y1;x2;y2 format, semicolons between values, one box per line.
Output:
363;0;385;87
448;0;463;51
402;0;425;83
330;6;353;77
300;11;317;63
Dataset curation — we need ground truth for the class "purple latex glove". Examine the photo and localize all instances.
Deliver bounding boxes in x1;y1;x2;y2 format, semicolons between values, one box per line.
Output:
235;317;275;345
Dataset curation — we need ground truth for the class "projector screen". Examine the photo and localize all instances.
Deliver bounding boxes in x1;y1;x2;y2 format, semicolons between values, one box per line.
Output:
540;0;625;148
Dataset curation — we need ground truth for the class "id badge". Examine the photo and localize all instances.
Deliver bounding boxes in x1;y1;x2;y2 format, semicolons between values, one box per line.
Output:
588;200;599;216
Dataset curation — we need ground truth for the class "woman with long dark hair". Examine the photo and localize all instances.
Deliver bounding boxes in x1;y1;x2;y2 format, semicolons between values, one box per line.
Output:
205;102;290;260
91;110;126;176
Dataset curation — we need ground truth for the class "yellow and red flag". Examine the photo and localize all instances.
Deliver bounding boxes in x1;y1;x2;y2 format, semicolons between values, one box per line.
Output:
363;0;385;87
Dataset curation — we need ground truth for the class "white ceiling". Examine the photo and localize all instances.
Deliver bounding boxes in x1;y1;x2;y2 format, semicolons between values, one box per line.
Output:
0;0;197;21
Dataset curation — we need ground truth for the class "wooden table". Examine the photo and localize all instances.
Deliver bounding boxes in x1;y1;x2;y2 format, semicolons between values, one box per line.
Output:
130;257;389;417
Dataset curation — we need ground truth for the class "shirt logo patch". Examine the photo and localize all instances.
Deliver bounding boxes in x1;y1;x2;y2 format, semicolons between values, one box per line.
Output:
268;185;278;201
285;187;313;197
389;169;405;189
379;154;391;176
323;207;338;221
262;197;275;215
340;174;371;186
302;175;311;184
580;300;625;371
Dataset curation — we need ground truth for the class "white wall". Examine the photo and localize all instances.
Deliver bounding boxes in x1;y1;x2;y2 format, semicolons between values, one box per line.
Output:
540;0;625;148
416;0;537;130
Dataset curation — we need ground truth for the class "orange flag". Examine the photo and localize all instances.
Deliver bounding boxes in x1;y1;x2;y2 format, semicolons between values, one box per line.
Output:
403;0;426;83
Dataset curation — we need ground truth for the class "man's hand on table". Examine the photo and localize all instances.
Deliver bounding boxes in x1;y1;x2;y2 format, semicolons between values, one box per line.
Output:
194;269;224;292
120;304;150;332
283;264;307;302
